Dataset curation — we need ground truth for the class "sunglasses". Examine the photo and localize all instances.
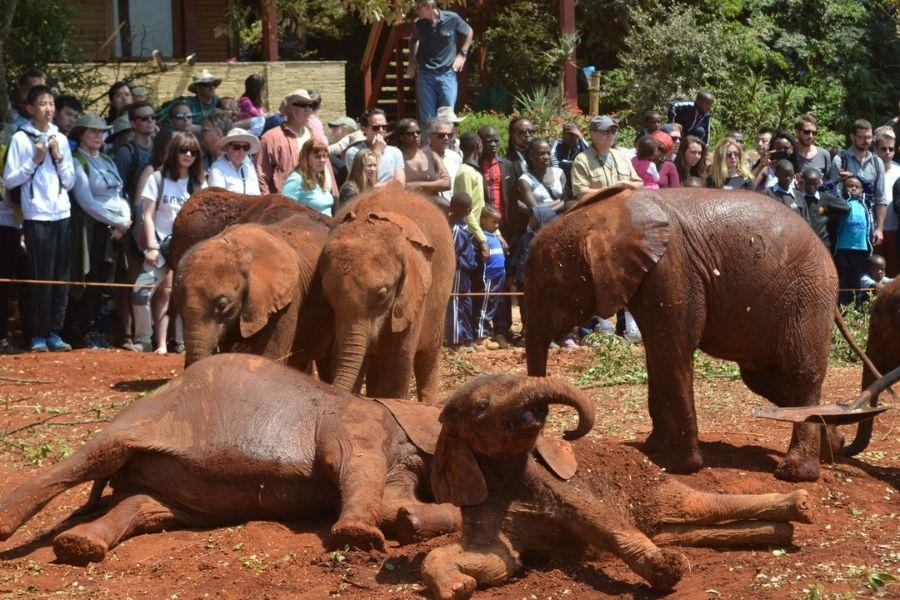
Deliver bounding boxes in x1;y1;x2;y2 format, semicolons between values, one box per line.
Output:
800;129;817;135
595;129;618;135
197;82;217;88
404;130;422;136
431;131;452;139
726;151;740;158
178;146;199;156
370;124;388;131
516;128;535;135
134;114;155;122
292;102;315;109
173;112;192;120
229;143;251;152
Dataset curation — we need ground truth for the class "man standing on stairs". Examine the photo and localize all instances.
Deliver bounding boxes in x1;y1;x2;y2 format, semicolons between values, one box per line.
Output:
406;0;473;135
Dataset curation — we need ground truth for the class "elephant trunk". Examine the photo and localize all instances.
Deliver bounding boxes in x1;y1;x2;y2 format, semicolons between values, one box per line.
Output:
330;327;369;393
525;327;552;377
840;420;873;457
519;377;596;441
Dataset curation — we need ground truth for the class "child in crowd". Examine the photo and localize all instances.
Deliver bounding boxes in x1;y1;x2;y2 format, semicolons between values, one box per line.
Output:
833;176;873;310
444;192;477;353
631;135;660;190
860;254;893;298
472;205;507;351
766;159;808;218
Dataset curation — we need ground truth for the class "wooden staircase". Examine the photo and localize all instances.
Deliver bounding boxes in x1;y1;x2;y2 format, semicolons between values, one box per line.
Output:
362;22;417;122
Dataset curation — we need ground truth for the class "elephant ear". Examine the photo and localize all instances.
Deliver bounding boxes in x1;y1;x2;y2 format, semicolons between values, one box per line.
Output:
366;212;435;333
585;191;670;318
534;434;578;480
431;427;488;506
239;228;301;338
374;398;442;454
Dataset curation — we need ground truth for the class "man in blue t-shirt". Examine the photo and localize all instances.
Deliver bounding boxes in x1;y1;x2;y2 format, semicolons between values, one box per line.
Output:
406;0;473;131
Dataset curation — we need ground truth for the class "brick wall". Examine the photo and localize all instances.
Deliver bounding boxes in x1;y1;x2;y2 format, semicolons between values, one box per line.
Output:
59;61;348;122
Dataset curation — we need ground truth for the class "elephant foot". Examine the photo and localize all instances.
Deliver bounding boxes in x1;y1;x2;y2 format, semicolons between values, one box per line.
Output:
642;429;666;453
0;523;12;541
643;548;687;591
53;530;109;565
395;504;462;545
422;545;478;600
652;448;704;474
329;519;385;551
774;457;819;482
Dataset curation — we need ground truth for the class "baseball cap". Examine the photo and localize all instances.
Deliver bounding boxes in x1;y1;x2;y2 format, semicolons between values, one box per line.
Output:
589;115;618;132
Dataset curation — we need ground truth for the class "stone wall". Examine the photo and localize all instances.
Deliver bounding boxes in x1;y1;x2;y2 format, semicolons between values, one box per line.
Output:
62;61;348;121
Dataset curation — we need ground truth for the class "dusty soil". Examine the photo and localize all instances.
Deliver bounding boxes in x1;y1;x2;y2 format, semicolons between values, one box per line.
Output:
0;345;897;599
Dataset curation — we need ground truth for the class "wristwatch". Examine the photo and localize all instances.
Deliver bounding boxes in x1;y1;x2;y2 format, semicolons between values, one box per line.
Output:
459;49;468;57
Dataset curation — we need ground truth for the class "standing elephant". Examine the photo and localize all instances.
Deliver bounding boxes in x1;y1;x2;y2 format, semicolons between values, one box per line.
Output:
422;374;813;598
525;187;861;482
174;213;332;371
0;354;462;564
843;277;900;456
169;187;327;268
321;183;454;403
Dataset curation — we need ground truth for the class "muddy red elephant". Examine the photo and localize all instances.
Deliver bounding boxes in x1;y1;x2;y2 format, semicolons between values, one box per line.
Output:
321;184;454;403
525;187;860;482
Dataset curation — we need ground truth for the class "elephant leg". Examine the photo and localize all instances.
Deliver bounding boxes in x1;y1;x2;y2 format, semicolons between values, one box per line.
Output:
413;345;442;404
381;478;461;544
651;480;813;525
740;364;825;482
0;435;136;540
367;344;415;399
642;337;702;473
422;539;519;600
52;492;192;565
651;520;794;548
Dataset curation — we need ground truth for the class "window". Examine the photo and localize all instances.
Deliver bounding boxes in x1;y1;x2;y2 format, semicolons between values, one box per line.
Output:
114;0;173;58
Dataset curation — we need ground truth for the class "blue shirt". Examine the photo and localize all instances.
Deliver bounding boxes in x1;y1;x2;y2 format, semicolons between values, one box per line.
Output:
836;197;870;251
483;230;505;280
411;10;470;71
282;171;333;216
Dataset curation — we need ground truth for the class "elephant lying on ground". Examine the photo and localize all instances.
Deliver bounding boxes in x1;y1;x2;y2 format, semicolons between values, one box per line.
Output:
0;354;461;564
169;187;328;268
422;374;813;598
844;278;900;456
174;214;333;371
322;183;454;403
525;187;868;482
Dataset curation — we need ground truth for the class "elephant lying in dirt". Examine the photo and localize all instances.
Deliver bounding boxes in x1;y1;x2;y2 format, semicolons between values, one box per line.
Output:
423;374;813;598
0;354;461;564
174;214;333;371
169;187;328;268
525;187;869;482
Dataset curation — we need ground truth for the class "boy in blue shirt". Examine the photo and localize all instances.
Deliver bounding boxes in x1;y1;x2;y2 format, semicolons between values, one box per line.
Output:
444;192;477;352
472;205;507;350
834;176;873;309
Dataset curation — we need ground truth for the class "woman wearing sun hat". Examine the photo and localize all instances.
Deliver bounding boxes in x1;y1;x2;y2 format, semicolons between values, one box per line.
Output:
208;128;261;195
69;114;133;348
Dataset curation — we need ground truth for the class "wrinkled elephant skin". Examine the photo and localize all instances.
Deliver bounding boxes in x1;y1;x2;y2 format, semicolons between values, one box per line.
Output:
322;183;454;403
525;188;843;482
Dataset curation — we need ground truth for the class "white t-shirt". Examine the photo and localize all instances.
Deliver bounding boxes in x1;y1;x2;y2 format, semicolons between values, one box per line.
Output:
346;145;404;183
518;167;566;205
883;165;900;232
141;172;207;237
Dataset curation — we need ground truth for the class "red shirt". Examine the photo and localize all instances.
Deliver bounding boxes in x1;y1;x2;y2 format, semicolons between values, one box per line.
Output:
480;157;504;220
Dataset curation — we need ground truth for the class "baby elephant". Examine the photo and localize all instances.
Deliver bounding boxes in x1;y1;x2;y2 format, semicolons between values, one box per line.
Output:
422;375;813;598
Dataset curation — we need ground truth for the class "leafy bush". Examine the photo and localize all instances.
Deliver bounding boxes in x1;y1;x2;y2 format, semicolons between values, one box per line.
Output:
830;302;870;365
456;110;513;152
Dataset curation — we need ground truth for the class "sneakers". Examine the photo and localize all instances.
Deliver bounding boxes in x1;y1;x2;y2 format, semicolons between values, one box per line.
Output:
169;341;186;354
449;344;475;354
474;338;500;351
46;333;72;352
0;338;24;355
492;334;510;349
123;340;152;352
29;337;48;353
562;337;578;349
83;331;110;350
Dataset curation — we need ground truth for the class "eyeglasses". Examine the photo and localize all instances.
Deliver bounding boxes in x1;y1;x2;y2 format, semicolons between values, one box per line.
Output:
594;129;618;135
431;131;452;138
134;115;155;122
173;112;192;120
800;129;817;135
670;136;681;141
197;82;217;88
879;146;896;152
292;102;315;109
726;151;740;158
178;146;199;156
369;124;388;131
404;130;422;136
229;143;251;152
515;128;535;135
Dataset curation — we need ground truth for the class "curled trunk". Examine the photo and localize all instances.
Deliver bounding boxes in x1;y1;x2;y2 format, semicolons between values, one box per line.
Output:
520;377;595;440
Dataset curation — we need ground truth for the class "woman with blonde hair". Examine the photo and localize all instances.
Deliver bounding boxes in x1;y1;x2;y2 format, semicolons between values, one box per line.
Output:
339;148;379;205
282;137;334;215
707;137;754;190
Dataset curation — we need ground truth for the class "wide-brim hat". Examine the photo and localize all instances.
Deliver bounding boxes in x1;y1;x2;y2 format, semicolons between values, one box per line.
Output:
284;88;313;104
70;114;112;138
216;127;260;154
188;68;222;94
436;106;464;124
129;85;149;98
110;114;133;137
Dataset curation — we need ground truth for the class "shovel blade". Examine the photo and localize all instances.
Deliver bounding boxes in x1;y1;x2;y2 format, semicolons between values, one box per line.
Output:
753;404;890;425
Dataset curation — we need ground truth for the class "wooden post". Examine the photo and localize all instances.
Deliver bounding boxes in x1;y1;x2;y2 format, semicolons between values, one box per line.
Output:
261;0;278;62
589;71;601;116
559;0;577;110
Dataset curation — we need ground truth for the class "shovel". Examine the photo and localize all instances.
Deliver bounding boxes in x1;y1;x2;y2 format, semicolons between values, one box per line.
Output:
753;365;900;425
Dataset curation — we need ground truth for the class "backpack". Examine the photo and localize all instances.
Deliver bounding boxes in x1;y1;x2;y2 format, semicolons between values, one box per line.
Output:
2;128;46;205
667;99;693;124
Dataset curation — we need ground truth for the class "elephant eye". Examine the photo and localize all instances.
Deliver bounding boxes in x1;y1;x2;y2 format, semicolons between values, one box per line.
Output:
215;297;230;313
375;286;389;303
474;398;490;414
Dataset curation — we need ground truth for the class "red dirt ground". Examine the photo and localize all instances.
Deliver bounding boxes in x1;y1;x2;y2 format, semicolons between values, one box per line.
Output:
0;346;897;599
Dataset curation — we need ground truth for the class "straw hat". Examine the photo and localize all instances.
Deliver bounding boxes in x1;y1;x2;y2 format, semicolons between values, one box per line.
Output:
188;69;222;94
284;88;313;104
216;127;260;154
436;106;465;124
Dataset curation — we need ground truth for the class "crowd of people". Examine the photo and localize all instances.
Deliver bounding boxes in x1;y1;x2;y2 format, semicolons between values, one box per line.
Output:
0;59;897;356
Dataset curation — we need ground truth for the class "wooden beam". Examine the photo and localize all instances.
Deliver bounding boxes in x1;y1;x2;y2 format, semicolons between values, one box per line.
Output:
261;0;278;61
559;0;577;110
181;0;196;56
